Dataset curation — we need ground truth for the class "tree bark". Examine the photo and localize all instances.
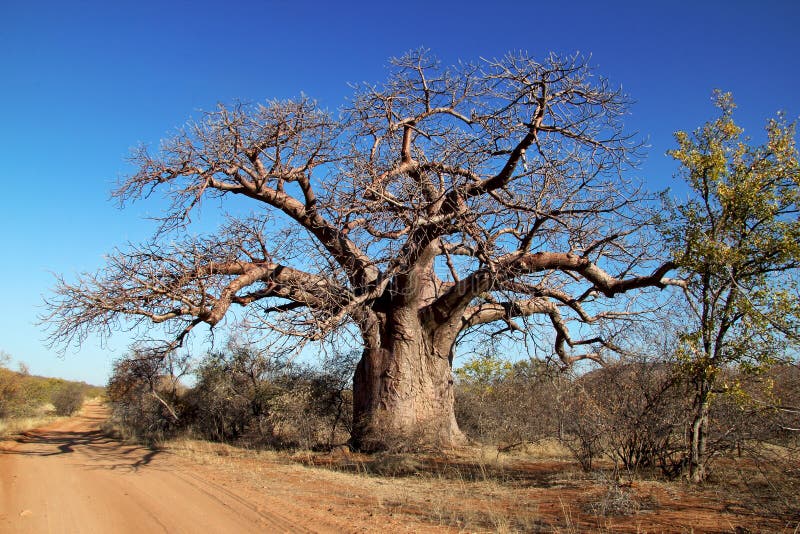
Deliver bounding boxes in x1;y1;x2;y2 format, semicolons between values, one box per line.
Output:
688;385;710;483
350;308;465;451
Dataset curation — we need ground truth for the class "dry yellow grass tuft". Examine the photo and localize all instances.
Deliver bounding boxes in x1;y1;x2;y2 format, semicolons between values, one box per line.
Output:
0;414;67;438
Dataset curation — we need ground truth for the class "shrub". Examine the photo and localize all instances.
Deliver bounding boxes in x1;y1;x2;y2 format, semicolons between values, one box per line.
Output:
52;383;84;416
0;359;48;418
455;357;566;447
575;362;690;476
182;343;355;450
187;345;284;442
266;369;353;449
455;355;692;475
105;352;189;442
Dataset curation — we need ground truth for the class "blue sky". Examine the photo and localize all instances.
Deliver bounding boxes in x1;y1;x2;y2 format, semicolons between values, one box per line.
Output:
1;0;798;385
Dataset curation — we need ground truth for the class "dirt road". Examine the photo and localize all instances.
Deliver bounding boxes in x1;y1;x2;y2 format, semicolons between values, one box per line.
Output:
0;402;380;533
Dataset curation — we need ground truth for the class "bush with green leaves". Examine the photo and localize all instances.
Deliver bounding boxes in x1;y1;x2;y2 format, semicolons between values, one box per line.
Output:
0;367;23;418
1;352;100;419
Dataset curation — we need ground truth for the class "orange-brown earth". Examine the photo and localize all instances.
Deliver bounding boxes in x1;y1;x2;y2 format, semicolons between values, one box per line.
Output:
0;402;793;533
0;402;447;533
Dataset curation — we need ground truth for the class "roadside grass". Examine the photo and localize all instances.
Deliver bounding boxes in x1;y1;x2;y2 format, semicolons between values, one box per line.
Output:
99;419;149;444
0;403;61;439
160;436;791;532
0;414;61;438
166;437;546;532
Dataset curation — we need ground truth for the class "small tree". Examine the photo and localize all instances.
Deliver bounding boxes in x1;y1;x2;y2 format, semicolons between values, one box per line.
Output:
665;92;800;482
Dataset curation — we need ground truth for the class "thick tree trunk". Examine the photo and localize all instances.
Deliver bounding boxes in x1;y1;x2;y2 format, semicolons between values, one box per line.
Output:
350;310;465;451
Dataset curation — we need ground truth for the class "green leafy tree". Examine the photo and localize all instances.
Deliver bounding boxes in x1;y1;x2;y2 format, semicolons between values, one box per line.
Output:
665;92;800;482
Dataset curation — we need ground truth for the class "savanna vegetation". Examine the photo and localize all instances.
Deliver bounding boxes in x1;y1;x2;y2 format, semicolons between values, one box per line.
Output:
100;333;800;528
104;341;355;451
0;351;104;436
43;51;799;528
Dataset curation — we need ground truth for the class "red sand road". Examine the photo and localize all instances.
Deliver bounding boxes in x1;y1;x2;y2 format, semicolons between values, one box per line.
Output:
0;402;326;533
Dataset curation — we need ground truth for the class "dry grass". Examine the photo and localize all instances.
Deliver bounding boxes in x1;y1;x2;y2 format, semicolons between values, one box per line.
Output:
166;439;548;531
166;437;287;464
0;403;65;439
494;437;573;459
158;437;797;533
0;415;59;438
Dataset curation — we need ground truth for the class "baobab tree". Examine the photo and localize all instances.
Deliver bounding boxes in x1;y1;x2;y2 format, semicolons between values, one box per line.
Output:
46;51;675;450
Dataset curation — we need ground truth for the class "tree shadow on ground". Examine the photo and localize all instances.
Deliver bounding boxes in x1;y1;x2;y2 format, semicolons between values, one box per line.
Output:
0;426;164;472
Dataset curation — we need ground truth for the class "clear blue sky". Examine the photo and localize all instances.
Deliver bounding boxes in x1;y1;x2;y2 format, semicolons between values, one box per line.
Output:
1;0;798;385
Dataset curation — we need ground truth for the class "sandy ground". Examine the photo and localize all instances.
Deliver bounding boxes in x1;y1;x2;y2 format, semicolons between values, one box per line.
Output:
0;402;447;534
